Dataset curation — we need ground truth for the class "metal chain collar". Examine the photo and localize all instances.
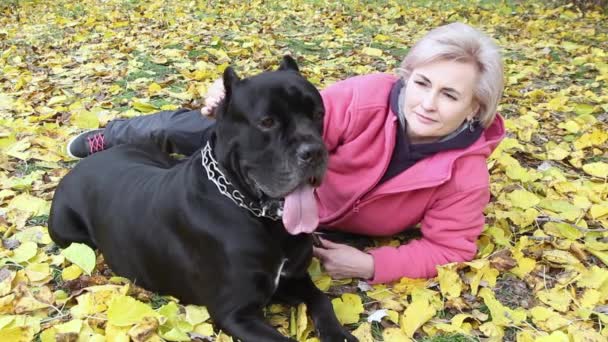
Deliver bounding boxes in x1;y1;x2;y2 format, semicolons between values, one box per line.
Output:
201;141;283;220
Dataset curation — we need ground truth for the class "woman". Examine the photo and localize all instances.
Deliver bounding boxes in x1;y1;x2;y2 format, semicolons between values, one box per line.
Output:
66;22;505;284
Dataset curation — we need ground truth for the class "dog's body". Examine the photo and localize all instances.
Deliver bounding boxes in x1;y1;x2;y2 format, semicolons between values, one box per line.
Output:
49;57;357;342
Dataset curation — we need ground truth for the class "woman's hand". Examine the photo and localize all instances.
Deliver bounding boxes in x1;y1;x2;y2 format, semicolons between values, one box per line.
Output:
313;238;375;280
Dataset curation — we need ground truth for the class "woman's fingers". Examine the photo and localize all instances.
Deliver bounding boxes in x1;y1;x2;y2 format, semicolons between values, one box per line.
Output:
317;237;342;248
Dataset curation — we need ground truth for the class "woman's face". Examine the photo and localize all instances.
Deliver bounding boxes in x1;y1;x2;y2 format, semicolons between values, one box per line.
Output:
403;59;480;144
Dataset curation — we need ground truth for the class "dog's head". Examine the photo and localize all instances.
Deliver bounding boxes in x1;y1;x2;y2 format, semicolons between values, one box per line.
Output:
213;56;328;234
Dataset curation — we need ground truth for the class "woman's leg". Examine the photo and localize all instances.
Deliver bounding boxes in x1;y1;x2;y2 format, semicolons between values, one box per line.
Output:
67;109;215;158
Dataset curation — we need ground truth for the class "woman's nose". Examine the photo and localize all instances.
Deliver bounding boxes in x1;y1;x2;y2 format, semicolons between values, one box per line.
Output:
421;92;437;111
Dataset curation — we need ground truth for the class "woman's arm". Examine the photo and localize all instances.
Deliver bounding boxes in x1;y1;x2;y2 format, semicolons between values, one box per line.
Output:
368;185;490;283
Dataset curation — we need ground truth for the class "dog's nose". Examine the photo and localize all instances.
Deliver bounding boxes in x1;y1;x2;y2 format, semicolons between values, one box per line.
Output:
296;143;324;164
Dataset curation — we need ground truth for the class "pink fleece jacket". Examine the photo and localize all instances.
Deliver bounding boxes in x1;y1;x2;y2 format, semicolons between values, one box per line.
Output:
316;73;505;283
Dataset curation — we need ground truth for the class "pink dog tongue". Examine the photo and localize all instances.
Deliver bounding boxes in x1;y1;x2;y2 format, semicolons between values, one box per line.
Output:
283;184;318;235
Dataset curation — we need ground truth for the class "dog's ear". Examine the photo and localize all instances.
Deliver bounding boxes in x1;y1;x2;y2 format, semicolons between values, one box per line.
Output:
278;55;300;73
222;67;240;100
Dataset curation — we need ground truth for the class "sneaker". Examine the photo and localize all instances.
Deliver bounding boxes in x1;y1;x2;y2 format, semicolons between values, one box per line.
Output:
66;129;106;159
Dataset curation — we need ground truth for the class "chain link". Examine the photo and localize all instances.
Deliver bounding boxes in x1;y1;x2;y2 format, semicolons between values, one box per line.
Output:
201;142;282;220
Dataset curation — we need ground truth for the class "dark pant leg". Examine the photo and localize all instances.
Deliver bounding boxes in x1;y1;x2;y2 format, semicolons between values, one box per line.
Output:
104;109;215;156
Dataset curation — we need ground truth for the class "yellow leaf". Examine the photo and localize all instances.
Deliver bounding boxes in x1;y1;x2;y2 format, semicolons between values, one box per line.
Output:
557;120;580;133
0;270;16;296
7;193;50;216
506;164;540;182
537;287;572;312
542;250;582;266
54;319;82;334
543;222;583;241
574;103;595;115
15;294;49;313
582;162;608;178
11;241;38;263
568;325;605;342
61;242;96;275
24;262;50;282
572;195;592;209
105;323;130;342
479;321;503;338
107;295;160;327
479;288;527;327
71;110;100;129
184;305;210;325
574;130;608;150
148;83;162;95
0;94;15;110
484;225;511;246
505;208;539;227
47;95;68;106
331;293;364;325
0;326;34;342
436;265;462;298
128;316;159;342
361;47;383;57
351;322;374;342
586;248;608;267
546;146;570;160
539;199;578;214
400;290;437;337
39;328;56;342
383;327;411;342
547;96;568;111
508;189;540;209
466;260;499;295
157;301;192;341
193;323;214;337
536;330;569;342
206;48;230;63
577;266;608;289
295;303;309;340
512;253;536;279
579;289;601;309
308;258;331;291
61;264;83;281
590;204;608;219
133;101;158;113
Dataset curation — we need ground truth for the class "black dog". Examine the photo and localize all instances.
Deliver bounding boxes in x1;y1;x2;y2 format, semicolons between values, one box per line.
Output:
49;56;357;342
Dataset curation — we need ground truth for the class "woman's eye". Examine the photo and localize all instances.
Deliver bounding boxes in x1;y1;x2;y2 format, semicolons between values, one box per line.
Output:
444;93;457;101
414;80;427;86
260;117;276;128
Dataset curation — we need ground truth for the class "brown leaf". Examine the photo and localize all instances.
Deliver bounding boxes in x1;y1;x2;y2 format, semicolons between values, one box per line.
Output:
489;249;517;271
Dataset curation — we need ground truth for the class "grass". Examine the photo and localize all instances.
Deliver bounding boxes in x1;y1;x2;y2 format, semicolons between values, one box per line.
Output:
421;333;479;342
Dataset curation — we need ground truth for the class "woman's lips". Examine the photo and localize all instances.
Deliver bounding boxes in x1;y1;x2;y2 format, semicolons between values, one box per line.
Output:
416;112;438;124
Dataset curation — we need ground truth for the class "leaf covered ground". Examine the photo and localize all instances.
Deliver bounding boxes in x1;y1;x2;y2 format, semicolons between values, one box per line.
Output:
0;0;607;341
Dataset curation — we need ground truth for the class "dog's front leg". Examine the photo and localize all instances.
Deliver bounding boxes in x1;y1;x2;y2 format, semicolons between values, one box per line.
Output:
213;307;297;342
274;276;358;342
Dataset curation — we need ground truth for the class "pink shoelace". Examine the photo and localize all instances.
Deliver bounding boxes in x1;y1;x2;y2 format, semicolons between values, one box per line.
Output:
87;133;105;154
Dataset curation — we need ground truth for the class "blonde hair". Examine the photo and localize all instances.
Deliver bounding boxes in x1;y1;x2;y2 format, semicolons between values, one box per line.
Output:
397;22;504;128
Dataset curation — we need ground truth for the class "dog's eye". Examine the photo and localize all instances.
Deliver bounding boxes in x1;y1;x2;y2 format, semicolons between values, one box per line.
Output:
259;117;276;129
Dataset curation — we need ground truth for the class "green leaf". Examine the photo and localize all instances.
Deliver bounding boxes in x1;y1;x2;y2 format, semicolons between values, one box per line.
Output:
574;103;595;115
61;243;96;275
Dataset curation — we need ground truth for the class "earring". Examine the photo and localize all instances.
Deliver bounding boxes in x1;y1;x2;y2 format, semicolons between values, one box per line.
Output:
467;117;477;132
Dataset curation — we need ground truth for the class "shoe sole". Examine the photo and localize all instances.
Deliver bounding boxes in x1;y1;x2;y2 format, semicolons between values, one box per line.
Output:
65;132;85;159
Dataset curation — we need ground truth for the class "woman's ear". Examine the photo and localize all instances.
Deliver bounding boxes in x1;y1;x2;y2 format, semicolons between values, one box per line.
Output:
468;103;481;121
